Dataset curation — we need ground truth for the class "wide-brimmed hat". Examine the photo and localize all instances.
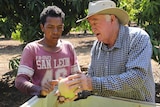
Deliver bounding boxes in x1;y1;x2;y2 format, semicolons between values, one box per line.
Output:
76;0;129;25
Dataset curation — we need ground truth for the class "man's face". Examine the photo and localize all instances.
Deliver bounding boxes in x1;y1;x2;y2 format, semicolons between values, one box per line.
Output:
40;16;64;44
88;14;113;44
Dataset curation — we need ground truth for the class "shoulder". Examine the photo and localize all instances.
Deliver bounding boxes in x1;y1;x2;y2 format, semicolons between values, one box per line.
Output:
127;27;151;49
128;27;150;40
23;40;40;52
60;39;74;48
125;26;151;47
61;39;72;45
25;40;38;47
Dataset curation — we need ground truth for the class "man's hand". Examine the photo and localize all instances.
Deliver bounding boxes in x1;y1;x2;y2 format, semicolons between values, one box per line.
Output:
79;74;93;91
40;80;58;96
68;73;92;91
55;74;82;104
55;74;93;104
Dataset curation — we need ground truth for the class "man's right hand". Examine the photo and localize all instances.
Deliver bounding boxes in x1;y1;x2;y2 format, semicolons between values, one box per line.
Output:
40;80;59;96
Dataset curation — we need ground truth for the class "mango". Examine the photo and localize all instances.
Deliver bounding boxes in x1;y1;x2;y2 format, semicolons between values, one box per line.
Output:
58;78;76;99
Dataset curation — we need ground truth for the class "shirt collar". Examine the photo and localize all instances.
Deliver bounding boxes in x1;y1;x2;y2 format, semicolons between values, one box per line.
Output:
114;25;125;49
102;25;125;51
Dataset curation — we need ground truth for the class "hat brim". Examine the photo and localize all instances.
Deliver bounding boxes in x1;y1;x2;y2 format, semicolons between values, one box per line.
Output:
76;8;129;25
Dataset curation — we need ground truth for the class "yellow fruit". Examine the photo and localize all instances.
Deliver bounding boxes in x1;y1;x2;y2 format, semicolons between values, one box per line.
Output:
58;78;76;99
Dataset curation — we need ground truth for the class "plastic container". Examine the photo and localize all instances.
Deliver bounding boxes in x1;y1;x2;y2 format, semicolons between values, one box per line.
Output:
20;91;160;107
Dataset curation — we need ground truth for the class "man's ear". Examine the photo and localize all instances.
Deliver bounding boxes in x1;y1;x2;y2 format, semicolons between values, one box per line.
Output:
40;24;44;32
110;15;118;23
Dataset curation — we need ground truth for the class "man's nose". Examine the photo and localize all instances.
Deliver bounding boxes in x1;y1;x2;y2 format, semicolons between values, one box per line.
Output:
52;27;58;33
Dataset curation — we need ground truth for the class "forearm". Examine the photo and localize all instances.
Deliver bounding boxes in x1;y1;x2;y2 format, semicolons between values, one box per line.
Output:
15;74;41;96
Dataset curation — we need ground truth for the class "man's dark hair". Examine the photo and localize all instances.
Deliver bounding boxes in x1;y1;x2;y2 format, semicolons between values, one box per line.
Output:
40;6;65;25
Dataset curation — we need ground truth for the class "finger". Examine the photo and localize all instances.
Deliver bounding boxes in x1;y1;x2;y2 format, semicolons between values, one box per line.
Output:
43;88;51;93
50;80;59;85
57;96;65;104
64;98;70;103
43;82;51;88
58;96;65;102
68;74;81;80
63;96;78;103
74;86;82;95
69;83;80;91
41;90;49;96
54;90;60;96
67;78;81;86
69;95;78;102
42;83;54;93
48;81;55;89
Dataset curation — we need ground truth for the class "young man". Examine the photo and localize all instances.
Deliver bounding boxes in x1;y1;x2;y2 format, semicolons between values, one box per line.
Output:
15;6;81;97
66;0;155;102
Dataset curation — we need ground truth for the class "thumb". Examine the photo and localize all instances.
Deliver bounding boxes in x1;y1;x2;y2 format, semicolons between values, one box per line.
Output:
54;90;60;96
50;80;59;85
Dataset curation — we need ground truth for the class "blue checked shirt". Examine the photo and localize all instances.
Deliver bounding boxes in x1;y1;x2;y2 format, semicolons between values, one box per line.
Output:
88;25;155;102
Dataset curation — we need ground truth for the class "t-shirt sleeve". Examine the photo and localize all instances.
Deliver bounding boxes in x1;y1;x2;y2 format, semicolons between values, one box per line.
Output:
67;42;81;74
17;43;35;77
15;43;41;95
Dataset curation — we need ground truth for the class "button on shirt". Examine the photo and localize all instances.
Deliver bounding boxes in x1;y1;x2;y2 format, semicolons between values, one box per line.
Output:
88;25;155;102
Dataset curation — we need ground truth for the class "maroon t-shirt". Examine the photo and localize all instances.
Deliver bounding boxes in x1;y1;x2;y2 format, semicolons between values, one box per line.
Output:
15;39;80;95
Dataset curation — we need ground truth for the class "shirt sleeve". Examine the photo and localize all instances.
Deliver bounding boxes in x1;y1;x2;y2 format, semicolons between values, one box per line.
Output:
15;43;41;95
15;74;41;95
67;42;81;74
19;44;35;73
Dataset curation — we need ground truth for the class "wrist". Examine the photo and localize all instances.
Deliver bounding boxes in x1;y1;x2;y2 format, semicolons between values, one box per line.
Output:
87;76;93;91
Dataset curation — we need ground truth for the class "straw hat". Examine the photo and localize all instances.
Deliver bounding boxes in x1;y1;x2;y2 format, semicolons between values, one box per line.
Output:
76;0;129;25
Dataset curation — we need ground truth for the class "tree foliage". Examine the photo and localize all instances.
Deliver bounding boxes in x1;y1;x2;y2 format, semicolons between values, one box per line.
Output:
1;0;160;74
119;0;160;63
0;0;90;43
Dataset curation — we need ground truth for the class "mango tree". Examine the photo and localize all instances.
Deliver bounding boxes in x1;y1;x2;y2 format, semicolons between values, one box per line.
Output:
119;0;160;63
0;0;89;43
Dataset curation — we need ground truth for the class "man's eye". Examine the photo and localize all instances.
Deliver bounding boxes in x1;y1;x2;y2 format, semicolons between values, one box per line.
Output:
58;26;63;29
48;26;53;29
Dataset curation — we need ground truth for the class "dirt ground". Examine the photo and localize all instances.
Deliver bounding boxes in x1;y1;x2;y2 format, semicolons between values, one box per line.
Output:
0;35;160;107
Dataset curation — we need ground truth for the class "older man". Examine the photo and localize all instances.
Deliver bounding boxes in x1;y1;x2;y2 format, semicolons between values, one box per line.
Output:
65;0;155;103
